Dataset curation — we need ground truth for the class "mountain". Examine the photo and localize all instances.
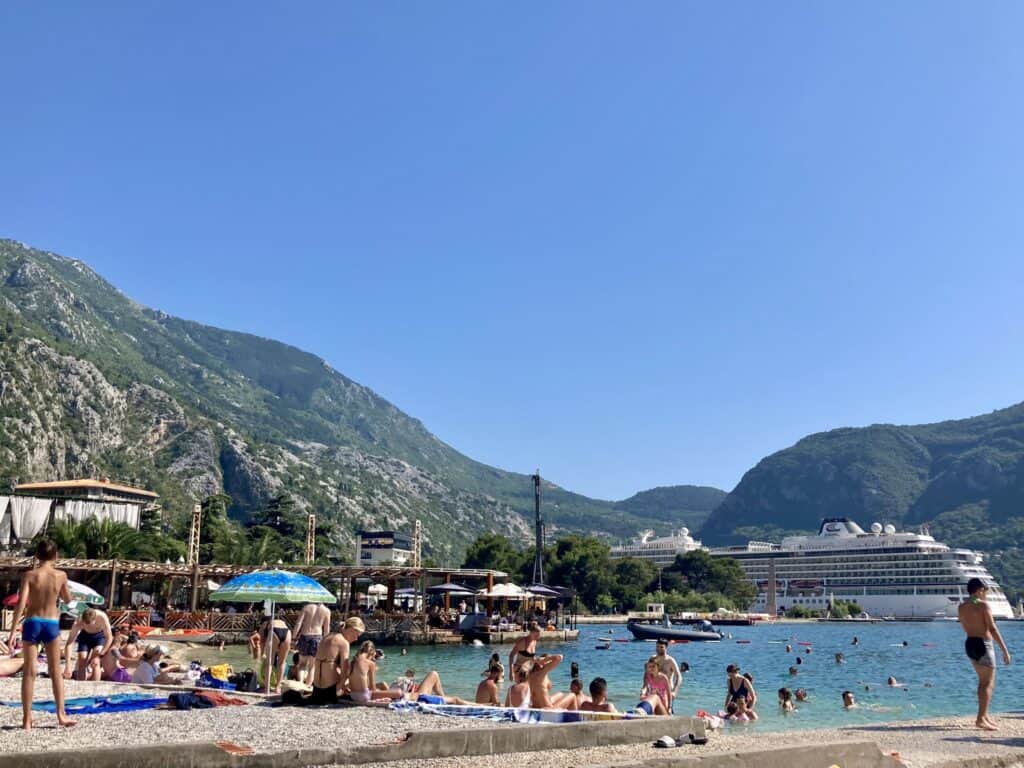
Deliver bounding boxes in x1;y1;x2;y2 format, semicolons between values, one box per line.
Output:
0;239;718;562
613;485;727;532
700;403;1024;599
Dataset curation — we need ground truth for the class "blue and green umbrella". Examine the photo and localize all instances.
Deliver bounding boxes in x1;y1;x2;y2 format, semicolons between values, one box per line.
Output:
209;570;335;694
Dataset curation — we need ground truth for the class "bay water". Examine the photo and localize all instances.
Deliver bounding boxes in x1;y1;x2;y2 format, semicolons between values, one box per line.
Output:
189;620;1024;731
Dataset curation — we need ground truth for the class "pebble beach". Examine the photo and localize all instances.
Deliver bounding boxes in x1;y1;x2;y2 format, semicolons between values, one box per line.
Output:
2;677;1022;768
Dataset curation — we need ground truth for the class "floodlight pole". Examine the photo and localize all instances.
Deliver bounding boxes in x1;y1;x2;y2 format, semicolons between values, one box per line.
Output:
531;471;544;584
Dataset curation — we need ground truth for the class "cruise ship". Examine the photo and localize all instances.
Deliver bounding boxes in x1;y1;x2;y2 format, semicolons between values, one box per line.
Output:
610;527;703;567
708;518;1014;619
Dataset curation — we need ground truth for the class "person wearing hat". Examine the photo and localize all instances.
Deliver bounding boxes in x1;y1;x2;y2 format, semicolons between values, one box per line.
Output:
131;644;183;685
308;616;364;705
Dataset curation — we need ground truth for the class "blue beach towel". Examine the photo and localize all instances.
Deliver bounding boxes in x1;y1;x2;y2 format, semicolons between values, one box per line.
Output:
1;693;167;715
390;700;631;724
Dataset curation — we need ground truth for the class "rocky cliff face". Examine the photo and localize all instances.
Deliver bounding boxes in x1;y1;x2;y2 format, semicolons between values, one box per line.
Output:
0;239;710;563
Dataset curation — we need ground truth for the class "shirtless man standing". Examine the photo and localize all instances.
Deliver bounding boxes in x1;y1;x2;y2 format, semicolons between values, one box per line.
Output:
7;540;76;729
310;616;364;704
292;602;331;684
509;622;541;673
651;640;682;712
958;577;1011;730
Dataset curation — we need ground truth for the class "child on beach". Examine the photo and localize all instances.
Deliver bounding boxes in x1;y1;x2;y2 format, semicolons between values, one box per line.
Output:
641;659;672;714
6;540;76;729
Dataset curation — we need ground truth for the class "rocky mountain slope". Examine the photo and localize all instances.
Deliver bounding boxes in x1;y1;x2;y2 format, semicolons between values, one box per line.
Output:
700;404;1024;598
613;485;726;532
0;239;717;563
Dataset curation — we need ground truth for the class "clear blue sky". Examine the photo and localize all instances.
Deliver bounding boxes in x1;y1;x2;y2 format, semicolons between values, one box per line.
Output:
3;3;1023;500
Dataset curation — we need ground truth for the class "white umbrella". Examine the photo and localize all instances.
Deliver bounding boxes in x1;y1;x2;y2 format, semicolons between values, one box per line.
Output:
367;584;388;596
478;582;528;599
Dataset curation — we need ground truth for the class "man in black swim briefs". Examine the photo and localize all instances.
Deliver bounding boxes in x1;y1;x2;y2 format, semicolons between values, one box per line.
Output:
958;577;1011;731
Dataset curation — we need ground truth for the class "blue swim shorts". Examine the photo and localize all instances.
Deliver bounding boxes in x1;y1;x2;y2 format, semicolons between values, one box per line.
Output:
635;700;654;716
417;694;445;705
22;617;61;645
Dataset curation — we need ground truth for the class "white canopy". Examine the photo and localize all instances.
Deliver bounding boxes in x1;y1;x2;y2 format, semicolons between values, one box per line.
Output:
478;582;528;599
367;583;388;596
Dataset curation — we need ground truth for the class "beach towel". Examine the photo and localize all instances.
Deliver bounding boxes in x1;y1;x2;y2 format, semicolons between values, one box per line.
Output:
390;701;634;724
2;693;166;715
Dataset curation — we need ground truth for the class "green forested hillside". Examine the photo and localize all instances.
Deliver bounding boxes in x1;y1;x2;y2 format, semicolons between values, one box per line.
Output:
700;405;1024;599
0;239;714;562
613;485;726;531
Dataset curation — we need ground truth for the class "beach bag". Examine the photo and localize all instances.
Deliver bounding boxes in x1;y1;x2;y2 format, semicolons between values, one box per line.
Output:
229;669;259;692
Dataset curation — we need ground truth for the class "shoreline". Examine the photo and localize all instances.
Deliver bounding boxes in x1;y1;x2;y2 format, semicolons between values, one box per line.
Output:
1;678;1022;768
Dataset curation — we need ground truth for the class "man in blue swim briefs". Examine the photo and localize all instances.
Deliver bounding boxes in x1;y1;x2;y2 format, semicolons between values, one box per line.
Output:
958;577;1011;731
7;539;77;730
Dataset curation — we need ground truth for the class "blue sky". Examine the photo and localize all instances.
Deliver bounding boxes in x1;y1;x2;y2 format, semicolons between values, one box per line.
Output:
3;3;1023;500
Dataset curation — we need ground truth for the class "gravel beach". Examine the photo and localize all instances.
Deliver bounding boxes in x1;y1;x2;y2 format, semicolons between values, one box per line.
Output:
3;678;1022;767
0;678;505;755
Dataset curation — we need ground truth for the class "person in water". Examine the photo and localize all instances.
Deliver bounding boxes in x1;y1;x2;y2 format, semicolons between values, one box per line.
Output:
958;577;1011;731
509;622;541;673
7;540;77;729
641;659;672;715
777;687;795;712
842;690;857;709
724;664;755;709
650;640;683;711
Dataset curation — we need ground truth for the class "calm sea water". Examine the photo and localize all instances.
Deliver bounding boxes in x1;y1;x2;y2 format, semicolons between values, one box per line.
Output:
189;621;1024;731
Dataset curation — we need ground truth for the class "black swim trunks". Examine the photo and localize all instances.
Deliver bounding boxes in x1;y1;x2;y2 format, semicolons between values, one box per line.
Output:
965;636;995;668
310;685;340;705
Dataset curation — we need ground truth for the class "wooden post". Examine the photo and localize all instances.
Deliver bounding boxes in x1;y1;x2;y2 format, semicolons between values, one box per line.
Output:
443;573;451;612
190;560;201;612
486;572;494;617
108;559;119;608
386;578;396;614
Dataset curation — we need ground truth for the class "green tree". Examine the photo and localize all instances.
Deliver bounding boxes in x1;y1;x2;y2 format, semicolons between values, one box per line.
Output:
610;557;659;610
200;494;236;564
546;535;614;610
666;550;756;608
462;534;529;577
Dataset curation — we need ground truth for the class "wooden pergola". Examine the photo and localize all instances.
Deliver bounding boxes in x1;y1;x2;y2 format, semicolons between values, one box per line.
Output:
0;556;504;612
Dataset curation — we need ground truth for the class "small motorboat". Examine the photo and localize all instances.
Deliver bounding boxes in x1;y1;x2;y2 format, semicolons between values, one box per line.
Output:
135;627;216;644
626;615;723;642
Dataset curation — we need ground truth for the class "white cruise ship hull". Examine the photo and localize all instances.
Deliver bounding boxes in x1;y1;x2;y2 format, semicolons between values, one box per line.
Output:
708;517;1015;620
749;589;1014;620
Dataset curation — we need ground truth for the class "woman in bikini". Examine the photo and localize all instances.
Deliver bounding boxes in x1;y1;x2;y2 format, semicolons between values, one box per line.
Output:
346;641;404;704
250;615;292;693
641;659;672;715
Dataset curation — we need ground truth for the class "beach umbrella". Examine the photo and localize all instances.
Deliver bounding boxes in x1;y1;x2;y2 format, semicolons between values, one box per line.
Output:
367;583;388;596
209;569;335;694
395;587;418;595
478;582;528;599
427;583;474;596
526;584;560;598
58;580;106;615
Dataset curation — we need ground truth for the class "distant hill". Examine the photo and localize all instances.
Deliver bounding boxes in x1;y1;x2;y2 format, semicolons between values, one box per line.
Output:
0;239;716;562
700;404;1024;600
613;485;727;532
